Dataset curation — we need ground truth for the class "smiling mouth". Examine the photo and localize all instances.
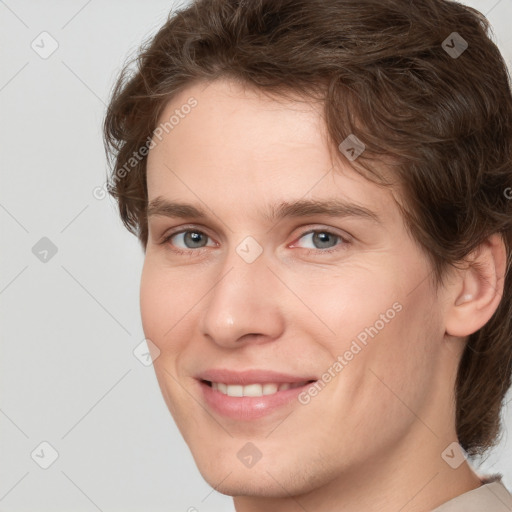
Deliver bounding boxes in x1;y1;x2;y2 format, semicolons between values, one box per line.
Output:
202;380;316;397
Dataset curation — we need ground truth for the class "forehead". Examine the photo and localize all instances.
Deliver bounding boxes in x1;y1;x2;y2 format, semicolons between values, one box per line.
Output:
146;78;401;224
150;79;331;169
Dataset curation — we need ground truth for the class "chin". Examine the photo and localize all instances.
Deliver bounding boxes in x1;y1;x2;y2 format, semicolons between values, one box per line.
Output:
198;466;297;499
192;448;325;500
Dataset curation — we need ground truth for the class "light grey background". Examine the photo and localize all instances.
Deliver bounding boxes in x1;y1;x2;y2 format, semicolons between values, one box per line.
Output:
1;1;511;511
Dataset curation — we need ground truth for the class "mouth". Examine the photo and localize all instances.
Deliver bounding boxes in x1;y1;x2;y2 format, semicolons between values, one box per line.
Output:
202;380;316;397
197;376;318;420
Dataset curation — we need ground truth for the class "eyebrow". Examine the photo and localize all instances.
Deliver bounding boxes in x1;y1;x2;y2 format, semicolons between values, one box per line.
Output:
146;196;381;224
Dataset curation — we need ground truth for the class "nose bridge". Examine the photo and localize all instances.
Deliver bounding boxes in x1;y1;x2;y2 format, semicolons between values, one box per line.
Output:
200;241;283;346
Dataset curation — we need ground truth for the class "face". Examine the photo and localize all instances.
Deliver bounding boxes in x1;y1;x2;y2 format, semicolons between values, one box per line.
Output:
141;79;449;498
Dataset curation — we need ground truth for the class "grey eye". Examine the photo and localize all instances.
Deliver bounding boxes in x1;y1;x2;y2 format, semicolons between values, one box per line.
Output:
298;231;341;250
172;231;210;249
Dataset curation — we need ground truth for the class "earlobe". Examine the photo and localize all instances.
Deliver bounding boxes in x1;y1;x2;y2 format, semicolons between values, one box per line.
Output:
445;234;507;338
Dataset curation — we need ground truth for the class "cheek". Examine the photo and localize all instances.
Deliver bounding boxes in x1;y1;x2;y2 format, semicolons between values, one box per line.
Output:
139;258;197;417
140;260;164;341
139;256;212;358
139;258;186;351
343;283;442;418
300;265;402;352
309;260;441;399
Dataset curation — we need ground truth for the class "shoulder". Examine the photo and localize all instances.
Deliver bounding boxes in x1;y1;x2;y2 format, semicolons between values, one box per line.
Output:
431;474;512;512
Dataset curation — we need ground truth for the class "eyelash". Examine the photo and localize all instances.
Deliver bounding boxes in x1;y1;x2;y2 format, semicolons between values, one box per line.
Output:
159;226;351;256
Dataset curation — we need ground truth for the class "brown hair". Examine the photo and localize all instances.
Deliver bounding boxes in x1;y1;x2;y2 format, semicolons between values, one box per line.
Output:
103;0;512;457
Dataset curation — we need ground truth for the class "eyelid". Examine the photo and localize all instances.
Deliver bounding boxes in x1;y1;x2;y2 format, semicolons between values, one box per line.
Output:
289;225;352;246
159;223;215;242
170;231;217;248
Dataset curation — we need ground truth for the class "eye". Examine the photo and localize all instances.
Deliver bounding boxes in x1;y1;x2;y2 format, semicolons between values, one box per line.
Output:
159;226;349;256
162;229;216;252
292;229;347;252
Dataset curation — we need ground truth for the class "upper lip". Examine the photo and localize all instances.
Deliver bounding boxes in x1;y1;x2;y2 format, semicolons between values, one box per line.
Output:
196;369;318;385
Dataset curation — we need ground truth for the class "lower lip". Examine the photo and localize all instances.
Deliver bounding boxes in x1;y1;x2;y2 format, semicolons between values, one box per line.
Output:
198;380;316;420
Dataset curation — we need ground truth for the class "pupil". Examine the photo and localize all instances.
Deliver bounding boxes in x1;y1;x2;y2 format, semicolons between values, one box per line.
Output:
185;231;205;248
313;232;335;249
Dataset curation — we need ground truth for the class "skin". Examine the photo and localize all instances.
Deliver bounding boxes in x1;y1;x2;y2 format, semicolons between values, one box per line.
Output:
140;78;505;512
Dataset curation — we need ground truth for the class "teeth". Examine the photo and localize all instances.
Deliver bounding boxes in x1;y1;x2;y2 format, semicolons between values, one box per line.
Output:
243;383;264;397
262;383;278;395
227;384;243;397
210;381;309;397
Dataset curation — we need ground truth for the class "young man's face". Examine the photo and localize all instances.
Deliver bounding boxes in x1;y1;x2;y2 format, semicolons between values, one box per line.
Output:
141;79;463;501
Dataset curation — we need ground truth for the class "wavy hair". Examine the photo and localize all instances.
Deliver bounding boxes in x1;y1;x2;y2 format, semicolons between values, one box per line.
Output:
103;0;512;457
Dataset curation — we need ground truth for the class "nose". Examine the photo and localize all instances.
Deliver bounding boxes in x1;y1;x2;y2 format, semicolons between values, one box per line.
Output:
199;246;285;348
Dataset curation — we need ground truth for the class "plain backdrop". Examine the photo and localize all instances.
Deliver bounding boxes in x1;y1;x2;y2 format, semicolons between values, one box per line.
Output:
1;1;512;511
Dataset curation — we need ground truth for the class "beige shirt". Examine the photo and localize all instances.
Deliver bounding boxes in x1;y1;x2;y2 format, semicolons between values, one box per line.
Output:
431;474;512;511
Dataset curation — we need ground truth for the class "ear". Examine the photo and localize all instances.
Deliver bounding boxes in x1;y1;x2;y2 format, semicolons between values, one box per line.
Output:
445;234;507;338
